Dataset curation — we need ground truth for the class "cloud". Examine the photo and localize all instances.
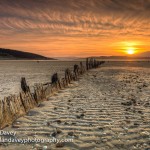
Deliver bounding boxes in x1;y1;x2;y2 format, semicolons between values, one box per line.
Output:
0;0;149;56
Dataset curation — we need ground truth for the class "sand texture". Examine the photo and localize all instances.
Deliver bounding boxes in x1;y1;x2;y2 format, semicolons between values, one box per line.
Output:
0;62;150;150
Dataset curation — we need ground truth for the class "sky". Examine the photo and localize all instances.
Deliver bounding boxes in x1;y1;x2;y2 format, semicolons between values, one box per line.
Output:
0;0;150;57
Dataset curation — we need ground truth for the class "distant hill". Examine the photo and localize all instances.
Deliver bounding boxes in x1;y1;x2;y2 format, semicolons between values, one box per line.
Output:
95;56;128;59
95;56;150;60
0;48;55;60
94;51;150;60
134;51;150;58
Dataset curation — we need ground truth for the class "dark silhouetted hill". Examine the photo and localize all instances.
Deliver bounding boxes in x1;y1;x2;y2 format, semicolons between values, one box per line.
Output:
0;48;55;60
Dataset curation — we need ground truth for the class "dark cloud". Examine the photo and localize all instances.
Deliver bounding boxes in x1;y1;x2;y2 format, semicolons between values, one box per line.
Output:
0;0;149;36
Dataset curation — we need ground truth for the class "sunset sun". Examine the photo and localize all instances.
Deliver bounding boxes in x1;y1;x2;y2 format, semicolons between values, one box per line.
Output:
126;48;135;55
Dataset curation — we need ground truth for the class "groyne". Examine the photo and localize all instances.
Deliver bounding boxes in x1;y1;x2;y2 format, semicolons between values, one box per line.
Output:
0;58;105;129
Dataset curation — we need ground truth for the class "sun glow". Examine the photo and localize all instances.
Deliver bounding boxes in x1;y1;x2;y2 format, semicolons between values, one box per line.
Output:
127;48;135;55
116;41;142;55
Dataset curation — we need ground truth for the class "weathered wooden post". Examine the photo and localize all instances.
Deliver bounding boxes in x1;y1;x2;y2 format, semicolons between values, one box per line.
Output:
51;73;61;89
89;58;92;69
94;59;96;68
80;62;84;74
86;58;89;70
88;58;91;69
92;58;94;68
65;68;71;84
91;58;94;68
21;77;30;93
51;73;58;84
91;58;93;69
61;78;66;88
0;100;4;129
74;64;79;80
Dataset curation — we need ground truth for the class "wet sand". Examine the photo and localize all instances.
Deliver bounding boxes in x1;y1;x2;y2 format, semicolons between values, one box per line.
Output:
1;62;150;150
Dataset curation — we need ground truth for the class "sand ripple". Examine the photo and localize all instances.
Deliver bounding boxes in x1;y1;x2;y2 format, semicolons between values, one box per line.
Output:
1;62;150;150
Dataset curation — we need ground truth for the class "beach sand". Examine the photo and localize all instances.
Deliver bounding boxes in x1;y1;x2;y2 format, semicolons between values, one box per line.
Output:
1;61;150;150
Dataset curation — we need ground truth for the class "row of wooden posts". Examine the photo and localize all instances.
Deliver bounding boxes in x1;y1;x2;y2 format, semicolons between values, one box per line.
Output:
0;58;105;129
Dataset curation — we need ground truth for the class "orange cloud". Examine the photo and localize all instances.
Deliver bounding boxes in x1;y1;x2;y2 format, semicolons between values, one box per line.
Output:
0;0;150;57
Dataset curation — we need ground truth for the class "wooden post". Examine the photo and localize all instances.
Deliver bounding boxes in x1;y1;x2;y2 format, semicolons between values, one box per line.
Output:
86;58;89;70
51;73;61;90
89;58;92;69
51;73;58;84
65;69;71;84
21;77;30;93
74;64;79;80
80;62;83;74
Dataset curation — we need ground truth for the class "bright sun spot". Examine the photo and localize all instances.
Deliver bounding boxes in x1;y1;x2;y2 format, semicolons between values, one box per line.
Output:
127;48;135;55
